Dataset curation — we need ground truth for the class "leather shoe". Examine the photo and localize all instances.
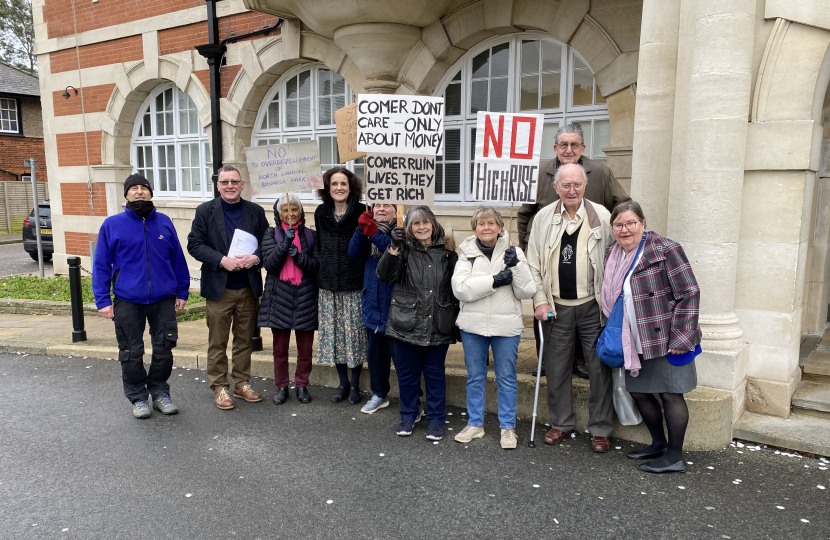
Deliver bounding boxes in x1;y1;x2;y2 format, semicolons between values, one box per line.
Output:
591;436;610;453
639;460;686;474
627;447;666;460
331;384;350;403
573;363;590;379
214;388;234;410
272;386;289;405
348;387;362;405
296;387;312;404
543;428;568;445
234;384;262;403
531;365;546;377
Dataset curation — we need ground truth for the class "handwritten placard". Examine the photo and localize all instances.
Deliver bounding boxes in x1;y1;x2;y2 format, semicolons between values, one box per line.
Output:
365;154;435;205
356;95;444;156
334;102;365;163
245;141;323;197
472;111;543;203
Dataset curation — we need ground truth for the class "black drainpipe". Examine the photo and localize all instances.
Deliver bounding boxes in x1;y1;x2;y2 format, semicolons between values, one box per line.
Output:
196;0;282;198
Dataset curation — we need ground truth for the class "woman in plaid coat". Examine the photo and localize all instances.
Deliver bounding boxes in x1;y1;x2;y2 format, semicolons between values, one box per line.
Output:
601;200;701;474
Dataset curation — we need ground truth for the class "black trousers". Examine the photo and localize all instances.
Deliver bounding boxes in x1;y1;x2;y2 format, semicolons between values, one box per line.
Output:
366;328;393;399
113;296;178;403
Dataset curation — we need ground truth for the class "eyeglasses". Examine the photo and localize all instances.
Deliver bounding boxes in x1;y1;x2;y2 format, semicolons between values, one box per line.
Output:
558;182;584;191
218;180;242;186
557;142;583;150
612;220;641;231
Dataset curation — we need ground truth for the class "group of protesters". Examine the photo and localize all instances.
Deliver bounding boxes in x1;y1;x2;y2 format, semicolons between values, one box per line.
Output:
92;122;701;474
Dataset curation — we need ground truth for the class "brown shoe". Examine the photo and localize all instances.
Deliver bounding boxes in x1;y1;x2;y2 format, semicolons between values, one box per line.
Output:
214;388;234;410
591;436;610;453
544;428;568;445
234;384;262;403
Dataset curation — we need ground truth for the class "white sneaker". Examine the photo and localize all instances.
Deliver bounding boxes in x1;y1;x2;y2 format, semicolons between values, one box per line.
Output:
500;429;518;449
454;424;485;443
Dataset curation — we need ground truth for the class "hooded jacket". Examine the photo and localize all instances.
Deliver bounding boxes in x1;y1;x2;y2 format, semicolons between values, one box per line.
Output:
376;226;459;346
314;195;366;292
257;206;320;332
348;225;394;333
93;206;190;308
452;233;536;337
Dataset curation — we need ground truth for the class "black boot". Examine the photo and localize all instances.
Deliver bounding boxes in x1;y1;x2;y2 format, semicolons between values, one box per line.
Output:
273;386;289;405
349;386;362;405
332;384;350;403
296;387;312;404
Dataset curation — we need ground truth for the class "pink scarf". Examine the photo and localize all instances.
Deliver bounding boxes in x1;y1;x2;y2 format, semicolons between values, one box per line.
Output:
279;222;303;286
601;240;643;376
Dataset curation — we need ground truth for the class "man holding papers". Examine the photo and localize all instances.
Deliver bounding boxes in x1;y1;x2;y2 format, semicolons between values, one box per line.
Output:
188;165;269;410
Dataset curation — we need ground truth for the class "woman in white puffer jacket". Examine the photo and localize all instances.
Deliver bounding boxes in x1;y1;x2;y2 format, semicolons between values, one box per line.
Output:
451;206;536;449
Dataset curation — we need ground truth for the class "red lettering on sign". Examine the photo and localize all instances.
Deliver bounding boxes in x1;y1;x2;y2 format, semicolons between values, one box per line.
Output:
510;116;537;159
483;114;505;158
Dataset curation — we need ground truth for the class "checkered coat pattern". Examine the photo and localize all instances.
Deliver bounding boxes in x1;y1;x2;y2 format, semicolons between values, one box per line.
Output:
607;232;701;360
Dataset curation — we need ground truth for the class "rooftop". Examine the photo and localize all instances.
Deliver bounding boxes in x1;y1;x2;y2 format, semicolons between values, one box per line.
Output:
0;61;40;98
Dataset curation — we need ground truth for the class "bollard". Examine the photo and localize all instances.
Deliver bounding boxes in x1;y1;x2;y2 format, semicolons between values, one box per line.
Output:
68;256;87;342
251;326;263;352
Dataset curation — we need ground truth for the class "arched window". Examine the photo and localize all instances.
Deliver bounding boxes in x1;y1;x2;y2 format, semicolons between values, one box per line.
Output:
252;64;361;200
435;35;610;204
131;83;210;198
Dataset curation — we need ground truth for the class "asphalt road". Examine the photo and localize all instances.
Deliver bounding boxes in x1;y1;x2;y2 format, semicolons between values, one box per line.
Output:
1;353;828;540
0;242;53;277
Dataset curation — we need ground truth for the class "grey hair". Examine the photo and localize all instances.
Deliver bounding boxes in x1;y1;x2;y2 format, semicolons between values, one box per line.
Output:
554;122;585;146
275;193;302;213
610;200;647;229
553;163;588;185
470;206;504;230
218;164;241;178
404;205;440;243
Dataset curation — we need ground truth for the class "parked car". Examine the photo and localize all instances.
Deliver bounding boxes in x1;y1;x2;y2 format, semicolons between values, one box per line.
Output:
22;200;53;262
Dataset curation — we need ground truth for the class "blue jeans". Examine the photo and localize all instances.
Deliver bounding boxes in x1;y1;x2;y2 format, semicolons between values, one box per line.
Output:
460;331;520;429
389;337;448;425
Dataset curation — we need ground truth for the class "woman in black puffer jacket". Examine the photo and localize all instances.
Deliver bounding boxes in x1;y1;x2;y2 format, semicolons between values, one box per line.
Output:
258;193;320;405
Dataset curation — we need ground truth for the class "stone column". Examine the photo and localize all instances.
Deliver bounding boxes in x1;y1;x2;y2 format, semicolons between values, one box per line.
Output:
333;23;422;94
667;0;756;421
629;0;681;235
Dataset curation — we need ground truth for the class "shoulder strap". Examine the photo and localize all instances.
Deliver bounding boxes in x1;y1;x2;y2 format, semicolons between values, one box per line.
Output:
304;227;314;249
623;233;647;282
274;227;284;243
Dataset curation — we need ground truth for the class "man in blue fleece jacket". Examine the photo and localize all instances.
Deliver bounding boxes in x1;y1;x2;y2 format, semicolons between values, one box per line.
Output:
93;174;191;419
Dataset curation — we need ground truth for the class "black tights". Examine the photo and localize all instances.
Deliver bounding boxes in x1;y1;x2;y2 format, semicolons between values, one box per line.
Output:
335;364;362;390
629;392;689;467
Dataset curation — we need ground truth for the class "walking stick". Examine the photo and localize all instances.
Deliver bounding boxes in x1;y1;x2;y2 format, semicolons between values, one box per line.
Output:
528;314;553;448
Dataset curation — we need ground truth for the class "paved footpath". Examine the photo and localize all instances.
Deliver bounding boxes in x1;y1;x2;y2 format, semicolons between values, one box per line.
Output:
1;353;828;540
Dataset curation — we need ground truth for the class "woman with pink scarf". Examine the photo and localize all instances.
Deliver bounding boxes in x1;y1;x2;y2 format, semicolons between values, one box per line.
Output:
601;200;701;474
258;193;320;405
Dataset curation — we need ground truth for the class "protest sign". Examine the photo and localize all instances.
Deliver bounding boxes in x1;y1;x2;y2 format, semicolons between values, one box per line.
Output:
245;141;322;197
334;102;365;163
365;154;436;206
472;111;544;203
356;95;444;156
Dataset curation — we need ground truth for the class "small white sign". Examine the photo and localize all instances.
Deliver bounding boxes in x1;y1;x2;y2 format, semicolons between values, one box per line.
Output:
356;94;444;156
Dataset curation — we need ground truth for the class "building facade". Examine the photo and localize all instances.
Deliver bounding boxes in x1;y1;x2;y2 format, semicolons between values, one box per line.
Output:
0;62;46;184
33;0;830;431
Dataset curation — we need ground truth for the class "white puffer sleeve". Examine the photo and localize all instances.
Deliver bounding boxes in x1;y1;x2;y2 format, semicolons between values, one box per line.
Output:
510;246;536;300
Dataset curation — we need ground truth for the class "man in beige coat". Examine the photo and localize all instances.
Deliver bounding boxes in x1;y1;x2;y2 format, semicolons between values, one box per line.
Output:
526;163;616;453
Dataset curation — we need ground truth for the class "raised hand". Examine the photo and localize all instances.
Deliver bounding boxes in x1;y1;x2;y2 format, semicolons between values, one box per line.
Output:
358;211;378;238
503;247;519;268
389;227;406;250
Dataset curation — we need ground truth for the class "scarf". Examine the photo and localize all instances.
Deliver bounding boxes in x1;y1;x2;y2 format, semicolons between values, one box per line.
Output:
127;200;154;219
475;238;496;260
601;237;644;376
371;219;396;258
279;222;303;286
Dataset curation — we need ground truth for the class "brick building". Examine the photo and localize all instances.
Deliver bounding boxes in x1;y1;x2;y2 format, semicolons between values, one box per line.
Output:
32;0;830;444
0;62;46;183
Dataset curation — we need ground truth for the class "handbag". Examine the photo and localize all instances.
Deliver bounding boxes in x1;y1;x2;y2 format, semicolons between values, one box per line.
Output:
612;367;642;425
596;235;646;368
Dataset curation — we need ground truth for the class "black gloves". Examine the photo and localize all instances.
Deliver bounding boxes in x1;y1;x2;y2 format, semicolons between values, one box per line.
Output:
390;227;406;250
492;269;513;288
288;244;298;257
283;226;295;246
503;247;518;268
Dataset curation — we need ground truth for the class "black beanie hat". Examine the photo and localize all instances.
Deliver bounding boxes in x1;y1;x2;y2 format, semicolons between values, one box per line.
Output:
123;173;153;198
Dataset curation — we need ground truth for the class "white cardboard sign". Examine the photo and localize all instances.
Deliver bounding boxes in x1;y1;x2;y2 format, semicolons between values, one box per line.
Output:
245;141;323;196
365;154;436;206
356;94;444;156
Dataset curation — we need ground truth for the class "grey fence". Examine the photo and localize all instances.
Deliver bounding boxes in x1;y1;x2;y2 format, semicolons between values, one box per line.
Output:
0;181;50;234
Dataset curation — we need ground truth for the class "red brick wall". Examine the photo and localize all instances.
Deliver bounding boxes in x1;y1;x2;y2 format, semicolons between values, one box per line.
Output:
64;232;99;256
0;135;48;183
50;36;144;74
219;12;280;42
43;0;203;39
56;131;103;167
52;84;117;116
194;64;242;98
159;22;208;56
60;183;108;217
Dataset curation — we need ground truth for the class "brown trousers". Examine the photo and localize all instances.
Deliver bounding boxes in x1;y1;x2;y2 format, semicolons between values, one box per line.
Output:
206;287;258;392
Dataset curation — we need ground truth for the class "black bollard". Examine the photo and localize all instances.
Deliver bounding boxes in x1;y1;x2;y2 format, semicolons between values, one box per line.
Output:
251;326;263;352
67;256;87;342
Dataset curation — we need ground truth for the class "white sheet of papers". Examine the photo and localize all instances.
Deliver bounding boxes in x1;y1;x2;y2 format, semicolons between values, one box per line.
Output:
227;229;258;257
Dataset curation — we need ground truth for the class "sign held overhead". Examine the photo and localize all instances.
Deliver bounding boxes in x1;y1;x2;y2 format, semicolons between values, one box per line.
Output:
472;111;544;203
356;95;444;156
334;102;365;163
245;141;323;197
365;154;436;206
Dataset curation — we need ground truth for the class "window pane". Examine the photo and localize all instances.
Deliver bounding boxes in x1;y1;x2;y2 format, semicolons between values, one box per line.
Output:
286;76;297;99
445;82;461;116
470;80;488;113
580;121;592;153
298;70;311;98
319;68;331;96
332;72;346;95
319;96;332;125
541;72;560;109
286;101;298;127
592;119;610;158
542;41;562;72
435;162;443;193
333;94;345;113
572;68;594;106
268;101;279;129
444;164;460;194
142;112;151;136
520;75;539;110
321;135;333;165
540;123;560;161
491;43;510;77
179;111;192;135
472;50;489;79
163;89;173;110
595;86;606;104
489;78;508;112
452;70;461;81
521;40;540;75
298;98;311;126
445;129;460;161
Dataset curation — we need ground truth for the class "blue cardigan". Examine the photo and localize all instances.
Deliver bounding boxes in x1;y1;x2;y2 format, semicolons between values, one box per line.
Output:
348;226;394;333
